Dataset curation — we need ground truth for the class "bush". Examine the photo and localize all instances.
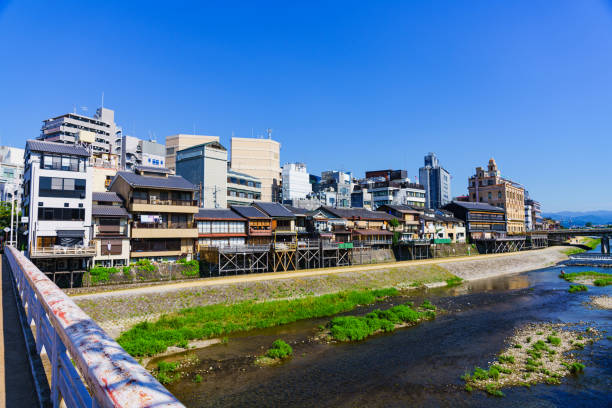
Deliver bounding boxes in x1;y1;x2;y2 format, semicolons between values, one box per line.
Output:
88;266;119;284
156;361;180;384
122;266;131;277
178;258;200;277
547;336;561;346
136;258;156;273
266;339;293;359
420;300;436;310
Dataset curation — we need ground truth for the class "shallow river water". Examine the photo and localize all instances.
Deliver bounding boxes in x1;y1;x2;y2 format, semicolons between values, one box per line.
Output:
162;248;611;407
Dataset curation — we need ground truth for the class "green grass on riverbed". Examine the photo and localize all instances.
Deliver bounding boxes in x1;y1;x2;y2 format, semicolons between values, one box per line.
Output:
118;288;398;356
560;271;612;286
563;238;601;255
327;300;436;341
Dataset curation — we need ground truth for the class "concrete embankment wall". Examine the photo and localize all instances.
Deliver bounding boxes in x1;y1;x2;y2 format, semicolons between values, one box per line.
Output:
74;247;568;338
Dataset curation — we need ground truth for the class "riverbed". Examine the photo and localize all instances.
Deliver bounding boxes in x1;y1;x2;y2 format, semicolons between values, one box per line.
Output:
159;247;611;407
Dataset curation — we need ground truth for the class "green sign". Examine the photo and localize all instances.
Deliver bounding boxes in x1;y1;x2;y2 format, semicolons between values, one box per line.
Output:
434;238;451;244
338;242;354;249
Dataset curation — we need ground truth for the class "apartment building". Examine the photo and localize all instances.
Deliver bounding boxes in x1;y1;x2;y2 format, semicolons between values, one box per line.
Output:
525;194;543;231
443;201;507;240
109;166;198;260
175;141;228;208
166;134;220;172
227;169;262;206
22;140;95;277
419;152;451;209
281;163;312;203
195;208;247;249
40;107;120;155
230;137;281;202
0;146;25;203
91;192;130;267
319;170;353;208
467;159;525;234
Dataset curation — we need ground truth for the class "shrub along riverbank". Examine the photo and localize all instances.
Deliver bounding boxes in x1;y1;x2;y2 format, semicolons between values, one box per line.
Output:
117;288;398;357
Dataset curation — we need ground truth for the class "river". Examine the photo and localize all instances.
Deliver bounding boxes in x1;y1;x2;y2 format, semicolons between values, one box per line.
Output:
159;247;611;407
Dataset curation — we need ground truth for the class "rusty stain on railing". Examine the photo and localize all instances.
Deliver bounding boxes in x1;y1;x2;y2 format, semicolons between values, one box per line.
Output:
5;246;185;408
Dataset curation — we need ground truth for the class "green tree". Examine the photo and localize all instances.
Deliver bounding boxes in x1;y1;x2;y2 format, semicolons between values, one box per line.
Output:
0;201;14;230
585;222;593;228
389;218;401;246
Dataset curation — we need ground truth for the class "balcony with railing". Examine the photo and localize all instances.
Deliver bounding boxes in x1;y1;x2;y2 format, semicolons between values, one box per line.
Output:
132;221;197;238
30;245;96;258
132;198;198;206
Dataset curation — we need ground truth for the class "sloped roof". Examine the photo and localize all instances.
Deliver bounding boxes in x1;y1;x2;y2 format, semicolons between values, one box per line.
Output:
283;205;309;216
92;192;122;203
26;140;89;157
378;204;421;215
92;205;128;217
230;205;270;219
321;206;395;221
449;201;505;212
196;208;245;220
134;166;172;174
253;202;295;218
113;171;196;191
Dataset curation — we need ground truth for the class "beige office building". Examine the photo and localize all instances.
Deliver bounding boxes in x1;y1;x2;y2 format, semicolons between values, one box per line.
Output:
468;158;526;234
165;134;219;172
230;137;281;202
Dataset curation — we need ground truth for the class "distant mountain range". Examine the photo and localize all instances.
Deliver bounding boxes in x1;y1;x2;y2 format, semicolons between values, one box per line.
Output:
543;210;612;227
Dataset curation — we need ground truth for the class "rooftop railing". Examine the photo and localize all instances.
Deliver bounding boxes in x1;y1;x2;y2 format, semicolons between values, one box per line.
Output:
29;245;96;257
4;246;184;408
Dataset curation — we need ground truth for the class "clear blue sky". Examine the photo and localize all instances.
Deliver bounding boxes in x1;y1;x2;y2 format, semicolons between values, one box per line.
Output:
1;1;611;212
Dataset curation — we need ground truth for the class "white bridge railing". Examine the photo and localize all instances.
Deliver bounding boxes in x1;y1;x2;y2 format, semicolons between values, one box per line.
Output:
5;246;185;408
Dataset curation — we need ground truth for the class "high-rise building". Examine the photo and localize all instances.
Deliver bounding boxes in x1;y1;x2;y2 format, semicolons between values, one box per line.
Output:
175;141;228;208
467;158;525;234
419;153;451;209
40;107;121;155
319;170;353;208
0;146;25;203
230;137;281;202
281;163;311;204
165;134;220;172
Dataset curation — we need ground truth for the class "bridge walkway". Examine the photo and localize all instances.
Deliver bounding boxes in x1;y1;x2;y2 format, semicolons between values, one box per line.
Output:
0;256;44;407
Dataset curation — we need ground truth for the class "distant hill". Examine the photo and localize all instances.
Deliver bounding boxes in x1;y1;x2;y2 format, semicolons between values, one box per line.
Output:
543;210;612;227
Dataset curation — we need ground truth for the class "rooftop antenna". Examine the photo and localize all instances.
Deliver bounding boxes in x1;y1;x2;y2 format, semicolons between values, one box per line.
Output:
101;91;104;108
266;128;273;139
73;104;77;114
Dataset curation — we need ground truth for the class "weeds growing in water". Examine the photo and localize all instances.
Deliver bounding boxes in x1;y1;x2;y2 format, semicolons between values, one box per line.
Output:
485;384;504;397
547;336;561;346
193;374;203;383
118;288;398;356
156;361;180;384
563;362;585;373
266;339;293;359
568;284;588;293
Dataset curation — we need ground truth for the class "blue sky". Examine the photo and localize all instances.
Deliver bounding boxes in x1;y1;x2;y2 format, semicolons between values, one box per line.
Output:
1;1;611;212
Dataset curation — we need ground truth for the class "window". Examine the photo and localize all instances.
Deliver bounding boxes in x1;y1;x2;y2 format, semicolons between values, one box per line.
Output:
39;177;86;198
488;192;492;200
37;207;85;221
498;192;502;199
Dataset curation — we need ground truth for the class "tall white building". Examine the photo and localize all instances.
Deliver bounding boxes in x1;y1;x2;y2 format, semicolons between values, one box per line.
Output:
419;152;451;209
0;146;25;203
40;107;121;155
22;140;95;281
282;163;311;203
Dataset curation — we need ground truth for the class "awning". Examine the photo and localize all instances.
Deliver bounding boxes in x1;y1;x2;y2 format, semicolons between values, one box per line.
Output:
57;230;84;238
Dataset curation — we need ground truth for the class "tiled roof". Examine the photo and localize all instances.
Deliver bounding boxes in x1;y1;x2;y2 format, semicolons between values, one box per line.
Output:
449;201;505;212
253;202;295;218
230;205;270;219
321;206;396;221
283;205;309;216
92;205;129;217
196;208;245;220
113;171;196;190
378;204;421;214
134;166;172;174
26;140;90;157
353;229;393;236
92;192;122;203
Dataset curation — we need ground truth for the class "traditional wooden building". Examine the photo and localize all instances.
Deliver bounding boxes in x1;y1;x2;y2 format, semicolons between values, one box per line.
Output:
195;208;247;249
230;205;272;245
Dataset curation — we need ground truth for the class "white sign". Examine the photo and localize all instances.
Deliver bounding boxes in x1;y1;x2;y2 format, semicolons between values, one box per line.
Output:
3;227;10;233
21;217;28;223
